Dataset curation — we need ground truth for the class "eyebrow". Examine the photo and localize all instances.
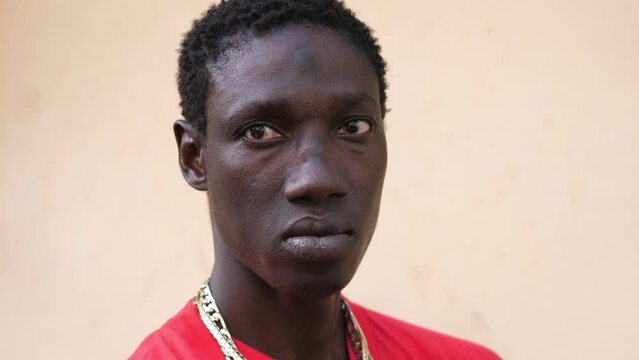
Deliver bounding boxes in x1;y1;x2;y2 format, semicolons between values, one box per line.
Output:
225;91;378;122
330;91;377;106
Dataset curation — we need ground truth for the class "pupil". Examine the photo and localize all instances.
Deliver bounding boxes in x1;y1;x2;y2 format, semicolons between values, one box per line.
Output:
346;121;359;133
250;125;265;139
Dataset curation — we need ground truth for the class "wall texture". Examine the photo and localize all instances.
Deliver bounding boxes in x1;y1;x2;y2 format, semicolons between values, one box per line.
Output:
1;1;638;359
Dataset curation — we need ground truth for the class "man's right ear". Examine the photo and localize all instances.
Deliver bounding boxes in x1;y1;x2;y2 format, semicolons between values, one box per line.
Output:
173;120;208;191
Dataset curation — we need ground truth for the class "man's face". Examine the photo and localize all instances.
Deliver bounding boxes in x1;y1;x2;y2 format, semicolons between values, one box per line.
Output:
190;26;386;297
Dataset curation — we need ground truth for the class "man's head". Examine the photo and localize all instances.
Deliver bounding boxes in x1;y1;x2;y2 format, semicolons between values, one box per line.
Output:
177;0;387;134
175;0;388;298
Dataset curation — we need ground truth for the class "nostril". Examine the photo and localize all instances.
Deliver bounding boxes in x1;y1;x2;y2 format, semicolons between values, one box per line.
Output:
286;186;346;205
289;196;318;207
283;171;348;204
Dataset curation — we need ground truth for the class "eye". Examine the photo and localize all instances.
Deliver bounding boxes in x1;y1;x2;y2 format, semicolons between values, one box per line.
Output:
243;124;283;141
337;119;372;136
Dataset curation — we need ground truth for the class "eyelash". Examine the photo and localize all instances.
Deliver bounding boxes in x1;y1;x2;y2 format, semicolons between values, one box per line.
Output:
236;117;377;140
338;117;375;134
236;120;279;138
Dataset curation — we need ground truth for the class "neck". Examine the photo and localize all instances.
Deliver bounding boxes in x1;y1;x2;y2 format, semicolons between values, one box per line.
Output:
209;240;348;360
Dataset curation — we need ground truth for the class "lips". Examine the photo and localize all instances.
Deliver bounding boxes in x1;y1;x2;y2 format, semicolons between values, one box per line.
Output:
280;216;354;261
282;216;353;239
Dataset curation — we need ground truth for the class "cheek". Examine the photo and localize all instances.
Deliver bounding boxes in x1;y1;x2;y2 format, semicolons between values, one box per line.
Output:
206;142;285;245
346;136;387;196
346;137;387;234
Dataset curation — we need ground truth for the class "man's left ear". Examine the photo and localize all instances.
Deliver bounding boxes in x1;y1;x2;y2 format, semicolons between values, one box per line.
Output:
173;120;208;191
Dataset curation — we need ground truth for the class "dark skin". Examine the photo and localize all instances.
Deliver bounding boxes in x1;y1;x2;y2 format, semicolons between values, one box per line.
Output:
174;26;387;360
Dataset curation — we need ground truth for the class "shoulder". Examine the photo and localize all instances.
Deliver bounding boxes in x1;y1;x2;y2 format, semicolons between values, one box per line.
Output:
348;300;501;360
129;302;223;360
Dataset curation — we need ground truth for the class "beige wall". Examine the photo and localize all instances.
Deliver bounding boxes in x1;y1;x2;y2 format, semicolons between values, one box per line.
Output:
1;0;638;359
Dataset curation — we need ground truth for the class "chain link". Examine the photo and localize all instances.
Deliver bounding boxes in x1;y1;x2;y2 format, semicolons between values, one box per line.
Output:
193;281;373;360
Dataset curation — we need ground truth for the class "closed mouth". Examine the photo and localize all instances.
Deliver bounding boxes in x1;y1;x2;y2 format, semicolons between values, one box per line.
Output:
282;216;353;240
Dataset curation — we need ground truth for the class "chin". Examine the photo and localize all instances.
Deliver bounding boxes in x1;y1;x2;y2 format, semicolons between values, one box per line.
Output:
268;264;356;299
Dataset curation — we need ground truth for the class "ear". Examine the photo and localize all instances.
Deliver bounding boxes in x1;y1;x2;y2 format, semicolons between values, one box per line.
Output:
173;120;208;191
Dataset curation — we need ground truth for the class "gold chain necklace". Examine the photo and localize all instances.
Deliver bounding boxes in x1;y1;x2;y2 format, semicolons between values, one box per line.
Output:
193;281;373;360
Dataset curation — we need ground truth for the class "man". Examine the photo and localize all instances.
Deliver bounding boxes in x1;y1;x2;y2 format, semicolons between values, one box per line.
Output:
131;0;500;359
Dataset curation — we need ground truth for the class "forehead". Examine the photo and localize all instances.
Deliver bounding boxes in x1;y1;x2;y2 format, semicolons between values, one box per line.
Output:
205;26;380;123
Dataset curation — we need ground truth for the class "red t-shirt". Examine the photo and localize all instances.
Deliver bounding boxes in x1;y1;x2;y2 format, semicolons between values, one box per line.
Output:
130;300;500;359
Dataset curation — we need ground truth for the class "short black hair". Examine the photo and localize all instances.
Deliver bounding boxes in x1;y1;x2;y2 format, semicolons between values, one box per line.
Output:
178;0;388;133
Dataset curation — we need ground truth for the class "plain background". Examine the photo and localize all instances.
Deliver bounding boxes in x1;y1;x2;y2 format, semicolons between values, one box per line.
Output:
1;0;638;359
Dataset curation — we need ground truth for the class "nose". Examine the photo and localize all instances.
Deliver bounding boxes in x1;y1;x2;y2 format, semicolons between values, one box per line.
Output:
283;143;348;205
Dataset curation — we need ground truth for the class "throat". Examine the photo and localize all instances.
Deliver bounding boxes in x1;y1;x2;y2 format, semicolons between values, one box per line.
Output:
207;262;350;360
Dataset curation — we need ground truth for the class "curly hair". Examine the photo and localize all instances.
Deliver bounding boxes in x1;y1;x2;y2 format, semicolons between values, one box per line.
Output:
178;0;388;133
